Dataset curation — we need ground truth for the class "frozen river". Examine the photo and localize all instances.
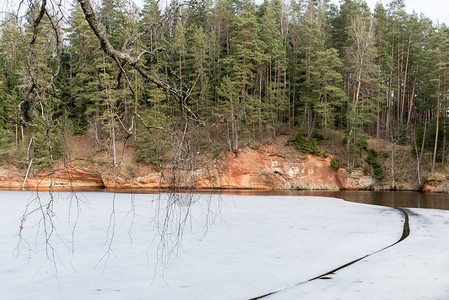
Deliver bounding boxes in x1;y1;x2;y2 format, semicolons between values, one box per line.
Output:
0;191;448;299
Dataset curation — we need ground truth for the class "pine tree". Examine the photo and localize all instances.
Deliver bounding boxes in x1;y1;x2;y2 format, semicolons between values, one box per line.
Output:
173;20;187;93
345;14;380;167
296;0;328;139
221;0;265;146
216;76;240;151
18;4;67;169
186;25;209;113
0;16;22;148
311;48;347;135
68;3;104;137
260;0;288;141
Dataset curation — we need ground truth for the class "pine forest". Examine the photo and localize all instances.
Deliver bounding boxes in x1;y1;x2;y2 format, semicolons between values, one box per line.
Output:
1;0;449;189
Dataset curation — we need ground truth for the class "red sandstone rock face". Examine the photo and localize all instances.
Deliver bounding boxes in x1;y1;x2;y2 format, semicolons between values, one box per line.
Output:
0;148;377;191
0;164;103;189
422;184;435;192
33;167;104;187
336;168;376;190
216;148;341;190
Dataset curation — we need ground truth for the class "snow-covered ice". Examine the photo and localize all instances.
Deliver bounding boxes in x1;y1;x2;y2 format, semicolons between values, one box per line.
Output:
270;208;449;300
0;191;447;299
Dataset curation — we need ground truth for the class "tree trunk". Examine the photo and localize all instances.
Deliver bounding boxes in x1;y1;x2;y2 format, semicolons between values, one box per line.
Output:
441;127;446;168
391;142;395;190
407;61;419;131
415;110;428;181
401;31;412;123
432;72;441;173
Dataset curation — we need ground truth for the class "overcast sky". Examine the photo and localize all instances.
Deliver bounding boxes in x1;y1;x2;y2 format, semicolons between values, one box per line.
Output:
1;0;448;26
330;0;449;25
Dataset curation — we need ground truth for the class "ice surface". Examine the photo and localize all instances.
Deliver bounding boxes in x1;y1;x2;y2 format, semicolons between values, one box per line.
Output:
0;191;447;299
270;208;449;300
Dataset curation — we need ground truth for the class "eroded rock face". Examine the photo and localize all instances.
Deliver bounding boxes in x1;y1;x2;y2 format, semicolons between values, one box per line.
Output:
422;184;435;192
0;164;103;189
422;173;449;193
34;167;104;188
336;168;376;190
215;148;342;190
0;148;377;191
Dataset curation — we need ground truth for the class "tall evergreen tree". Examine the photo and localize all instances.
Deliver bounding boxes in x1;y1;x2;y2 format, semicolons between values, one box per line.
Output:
345;14;380;166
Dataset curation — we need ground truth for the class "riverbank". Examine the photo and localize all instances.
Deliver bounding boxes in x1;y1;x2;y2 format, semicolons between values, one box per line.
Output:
0;134;446;192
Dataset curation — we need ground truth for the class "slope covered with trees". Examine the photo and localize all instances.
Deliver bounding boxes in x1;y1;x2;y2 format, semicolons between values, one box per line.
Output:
0;0;448;189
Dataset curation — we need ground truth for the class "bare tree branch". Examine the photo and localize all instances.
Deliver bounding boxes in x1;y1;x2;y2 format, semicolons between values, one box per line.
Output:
77;0;202;122
29;0;47;46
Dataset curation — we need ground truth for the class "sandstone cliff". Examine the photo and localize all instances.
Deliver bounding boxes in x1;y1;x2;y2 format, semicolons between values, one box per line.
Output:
0;134;444;192
0;146;376;191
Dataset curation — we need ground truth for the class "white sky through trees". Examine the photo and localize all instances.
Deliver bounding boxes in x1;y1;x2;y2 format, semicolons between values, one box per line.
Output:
1;0;448;30
330;0;448;25
252;0;449;25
